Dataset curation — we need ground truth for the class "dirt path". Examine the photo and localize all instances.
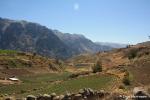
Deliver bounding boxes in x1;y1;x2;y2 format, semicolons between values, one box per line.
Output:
0;80;14;85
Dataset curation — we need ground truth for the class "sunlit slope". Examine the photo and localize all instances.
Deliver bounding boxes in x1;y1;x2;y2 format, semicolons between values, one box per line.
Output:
0;50;64;77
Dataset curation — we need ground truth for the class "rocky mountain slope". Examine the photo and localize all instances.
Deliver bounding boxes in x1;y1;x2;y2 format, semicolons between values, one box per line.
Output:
0;18;114;59
0;18;72;59
53;30;112;55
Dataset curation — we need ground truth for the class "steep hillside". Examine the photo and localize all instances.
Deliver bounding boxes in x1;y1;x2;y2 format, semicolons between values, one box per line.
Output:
66;41;150;86
0;18;72;59
0;50;64;78
0;18;115;59
53;30;112;54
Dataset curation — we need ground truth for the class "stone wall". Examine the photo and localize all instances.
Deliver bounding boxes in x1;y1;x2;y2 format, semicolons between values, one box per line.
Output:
4;87;150;100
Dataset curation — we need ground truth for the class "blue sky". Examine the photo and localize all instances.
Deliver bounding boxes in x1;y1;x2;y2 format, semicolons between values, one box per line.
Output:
0;0;150;44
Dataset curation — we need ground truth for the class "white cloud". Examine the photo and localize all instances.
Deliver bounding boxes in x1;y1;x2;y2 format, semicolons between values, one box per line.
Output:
74;3;79;11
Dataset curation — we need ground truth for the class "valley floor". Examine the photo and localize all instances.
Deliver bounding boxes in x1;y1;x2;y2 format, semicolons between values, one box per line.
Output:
0;72;117;98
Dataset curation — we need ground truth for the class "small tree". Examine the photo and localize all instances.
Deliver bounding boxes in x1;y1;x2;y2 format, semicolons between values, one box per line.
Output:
92;60;102;73
123;76;130;85
31;52;36;59
128;49;138;59
122;72;130;85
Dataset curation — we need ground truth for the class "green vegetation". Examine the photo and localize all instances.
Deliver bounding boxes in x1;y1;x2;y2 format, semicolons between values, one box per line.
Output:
122;72;131;86
42;75;114;94
92;60;102;73
5;58;31;68
19;72;71;83
0;50;17;54
122;77;130;85
20;74;115;96
0;73;70;94
128;49;138;59
0;73;115;97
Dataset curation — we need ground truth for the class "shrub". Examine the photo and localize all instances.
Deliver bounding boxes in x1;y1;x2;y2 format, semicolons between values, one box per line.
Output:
128;49;138;59
92;60;102;73
69;73;79;78
69;72;90;78
145;52;149;55
119;85;125;89
8;60;17;67
20;90;27;94
122;72;130;85
123;77;130;85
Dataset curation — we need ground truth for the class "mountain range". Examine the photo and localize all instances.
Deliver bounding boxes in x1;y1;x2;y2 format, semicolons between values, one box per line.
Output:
0;18;126;59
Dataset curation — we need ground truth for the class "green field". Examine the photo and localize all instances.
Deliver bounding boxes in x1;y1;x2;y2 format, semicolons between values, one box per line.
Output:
0;50;17;54
0;72;70;95
35;74;115;94
0;73;116;97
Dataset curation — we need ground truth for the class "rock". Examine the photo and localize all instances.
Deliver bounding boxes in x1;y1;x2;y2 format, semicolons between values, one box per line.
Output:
79;89;84;94
73;94;83;100
63;93;72;100
53;96;60;100
51;93;56;97
26;95;36;100
66;93;71;97
75;94;82;96
109;93;126;100
5;97;12;100
133;87;146;94
43;94;50;97
83;88;90;96
37;93;42;97
37;94;51;100
87;88;94;95
83;96;87;99
133;87;150;100
97;90;105;97
59;95;64;100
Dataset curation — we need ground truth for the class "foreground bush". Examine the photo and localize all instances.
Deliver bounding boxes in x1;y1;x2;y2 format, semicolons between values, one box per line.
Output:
122;72;130;85
92;60;102;73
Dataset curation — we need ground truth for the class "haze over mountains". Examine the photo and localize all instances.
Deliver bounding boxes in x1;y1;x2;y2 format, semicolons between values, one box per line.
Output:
0;18;126;59
95;42;127;48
